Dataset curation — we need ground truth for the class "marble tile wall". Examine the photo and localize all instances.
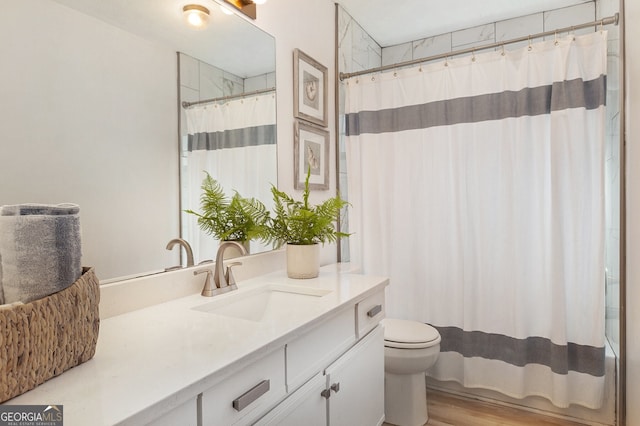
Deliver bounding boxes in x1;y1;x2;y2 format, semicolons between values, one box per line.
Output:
178;53;246;141
381;2;597;66
178;53;275;129
597;0;621;355
337;7;382;261
337;1;621;349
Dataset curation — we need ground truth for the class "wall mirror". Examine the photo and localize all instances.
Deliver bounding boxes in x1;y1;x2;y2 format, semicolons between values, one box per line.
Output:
0;0;276;282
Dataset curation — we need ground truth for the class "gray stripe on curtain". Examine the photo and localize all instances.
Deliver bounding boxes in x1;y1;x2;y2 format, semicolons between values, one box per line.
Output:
434;326;605;377
188;124;277;151
345;75;607;136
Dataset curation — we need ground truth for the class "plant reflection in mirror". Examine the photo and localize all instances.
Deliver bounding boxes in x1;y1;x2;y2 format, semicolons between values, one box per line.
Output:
185;172;270;244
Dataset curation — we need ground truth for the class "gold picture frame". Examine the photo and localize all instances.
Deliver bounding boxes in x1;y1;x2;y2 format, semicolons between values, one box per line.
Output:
294;120;329;190
293;48;328;127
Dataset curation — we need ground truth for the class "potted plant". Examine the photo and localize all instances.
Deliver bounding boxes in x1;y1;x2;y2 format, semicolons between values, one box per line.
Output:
265;168;349;278
185;172;270;255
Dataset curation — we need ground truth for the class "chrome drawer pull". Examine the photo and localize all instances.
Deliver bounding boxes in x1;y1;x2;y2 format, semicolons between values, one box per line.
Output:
367;304;382;317
232;379;270;412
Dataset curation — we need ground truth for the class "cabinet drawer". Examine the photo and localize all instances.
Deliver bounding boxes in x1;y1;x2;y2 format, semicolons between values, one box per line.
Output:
286;307;356;391
200;347;286;426
355;290;385;338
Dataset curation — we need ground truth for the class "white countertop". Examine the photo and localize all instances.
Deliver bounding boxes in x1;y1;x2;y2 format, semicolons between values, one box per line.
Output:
5;265;388;425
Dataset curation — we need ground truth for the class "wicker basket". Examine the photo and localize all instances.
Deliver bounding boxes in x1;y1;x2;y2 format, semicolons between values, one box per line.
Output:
0;267;100;402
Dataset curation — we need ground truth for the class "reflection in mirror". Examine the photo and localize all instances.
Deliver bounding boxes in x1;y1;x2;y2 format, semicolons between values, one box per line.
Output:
0;0;276;282
179;53;277;262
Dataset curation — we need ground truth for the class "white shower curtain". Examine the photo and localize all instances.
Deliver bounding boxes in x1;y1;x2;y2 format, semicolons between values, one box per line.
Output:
344;32;607;409
184;93;276;258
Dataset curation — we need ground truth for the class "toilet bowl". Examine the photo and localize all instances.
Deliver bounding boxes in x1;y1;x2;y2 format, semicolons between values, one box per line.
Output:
382;318;441;426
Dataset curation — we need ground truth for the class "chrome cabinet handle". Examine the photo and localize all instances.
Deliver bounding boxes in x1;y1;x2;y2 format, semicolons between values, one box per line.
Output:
232;379;270;412
331;382;340;393
367;304;382;317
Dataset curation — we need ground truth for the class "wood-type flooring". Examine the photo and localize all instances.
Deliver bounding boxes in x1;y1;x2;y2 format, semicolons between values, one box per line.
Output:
383;390;590;426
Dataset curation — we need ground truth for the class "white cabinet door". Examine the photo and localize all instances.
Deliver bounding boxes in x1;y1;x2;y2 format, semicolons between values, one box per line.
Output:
325;325;385;426
254;373;327;426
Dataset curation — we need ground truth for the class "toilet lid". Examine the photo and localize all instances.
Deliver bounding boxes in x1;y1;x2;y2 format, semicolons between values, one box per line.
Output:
382;318;441;349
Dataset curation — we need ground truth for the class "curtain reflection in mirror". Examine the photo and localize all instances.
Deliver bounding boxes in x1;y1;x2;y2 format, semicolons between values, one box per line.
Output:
183;93;276;261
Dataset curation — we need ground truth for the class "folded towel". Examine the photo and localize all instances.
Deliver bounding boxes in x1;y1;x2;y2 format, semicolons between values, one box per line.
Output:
0;203;82;303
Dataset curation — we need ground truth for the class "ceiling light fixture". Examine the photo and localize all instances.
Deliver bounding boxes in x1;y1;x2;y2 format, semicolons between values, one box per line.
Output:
183;4;210;29
221;0;258;20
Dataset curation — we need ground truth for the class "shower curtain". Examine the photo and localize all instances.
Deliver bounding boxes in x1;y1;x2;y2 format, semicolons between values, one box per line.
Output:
184;92;276;257
344;32;607;409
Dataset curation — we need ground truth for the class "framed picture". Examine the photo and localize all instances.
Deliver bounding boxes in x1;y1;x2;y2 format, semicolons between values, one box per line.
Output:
294;120;329;190
293;49;328;127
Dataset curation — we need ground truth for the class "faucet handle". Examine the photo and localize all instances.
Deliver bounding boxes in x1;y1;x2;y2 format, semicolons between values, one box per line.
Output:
225;261;243;288
194;269;215;297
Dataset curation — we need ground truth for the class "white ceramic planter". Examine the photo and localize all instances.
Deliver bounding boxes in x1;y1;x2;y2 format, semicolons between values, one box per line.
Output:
286;243;320;279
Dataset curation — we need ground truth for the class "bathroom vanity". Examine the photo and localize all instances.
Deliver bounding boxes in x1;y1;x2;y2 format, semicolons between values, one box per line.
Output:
6;262;388;426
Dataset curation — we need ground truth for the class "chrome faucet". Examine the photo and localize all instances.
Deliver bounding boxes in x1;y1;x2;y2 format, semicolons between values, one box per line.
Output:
166;238;194;268
214;241;247;289
194;241;247;297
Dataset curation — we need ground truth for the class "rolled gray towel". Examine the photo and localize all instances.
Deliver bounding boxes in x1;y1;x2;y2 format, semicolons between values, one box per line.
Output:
0;203;82;304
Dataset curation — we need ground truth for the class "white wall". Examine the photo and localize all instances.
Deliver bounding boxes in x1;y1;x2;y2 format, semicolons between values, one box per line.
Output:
624;1;640;424
0;0;180;281
255;0;339;265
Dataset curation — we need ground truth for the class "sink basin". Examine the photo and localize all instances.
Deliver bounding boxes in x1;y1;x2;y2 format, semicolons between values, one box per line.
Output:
192;284;331;322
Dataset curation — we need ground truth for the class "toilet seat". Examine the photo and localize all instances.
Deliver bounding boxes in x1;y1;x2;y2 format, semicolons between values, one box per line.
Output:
382;318;441;349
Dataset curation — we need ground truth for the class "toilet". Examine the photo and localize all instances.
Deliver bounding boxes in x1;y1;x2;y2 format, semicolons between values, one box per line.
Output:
382;318;441;426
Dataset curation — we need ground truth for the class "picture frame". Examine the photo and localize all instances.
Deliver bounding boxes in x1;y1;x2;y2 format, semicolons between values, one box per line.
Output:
293;48;328;127
294;120;329;190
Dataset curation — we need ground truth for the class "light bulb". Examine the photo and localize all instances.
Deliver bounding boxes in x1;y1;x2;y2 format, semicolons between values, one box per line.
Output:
183;5;210;29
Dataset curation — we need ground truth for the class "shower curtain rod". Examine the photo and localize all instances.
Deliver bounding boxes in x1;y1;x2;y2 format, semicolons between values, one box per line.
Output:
339;13;619;81
181;87;275;108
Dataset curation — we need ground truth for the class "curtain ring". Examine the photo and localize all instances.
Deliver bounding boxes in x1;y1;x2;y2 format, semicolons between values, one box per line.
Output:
371;75;375;81
501;44;506;56
444;56;449;67
600;20;604;33
471;49;476;62
393;71;398;77
419;64;423;72
528;35;532;51
554;31;559;46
